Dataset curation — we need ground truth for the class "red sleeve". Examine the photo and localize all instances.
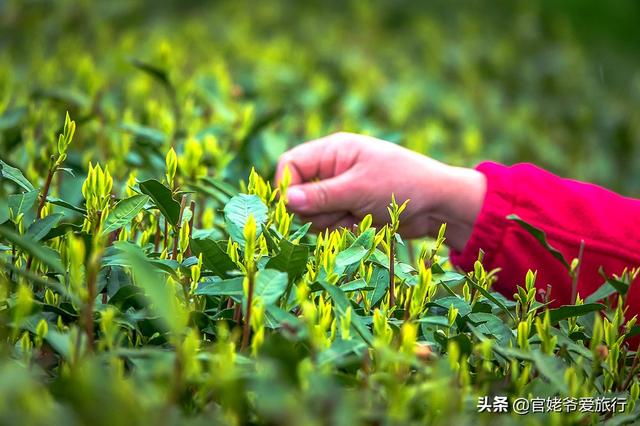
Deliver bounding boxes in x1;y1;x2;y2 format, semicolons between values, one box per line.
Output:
450;161;640;345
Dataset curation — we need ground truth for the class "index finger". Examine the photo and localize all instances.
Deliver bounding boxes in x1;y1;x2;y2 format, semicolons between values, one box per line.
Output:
275;137;330;186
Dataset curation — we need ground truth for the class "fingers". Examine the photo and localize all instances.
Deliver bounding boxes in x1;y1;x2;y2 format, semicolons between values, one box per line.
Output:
275;133;358;186
276;137;328;186
286;172;357;215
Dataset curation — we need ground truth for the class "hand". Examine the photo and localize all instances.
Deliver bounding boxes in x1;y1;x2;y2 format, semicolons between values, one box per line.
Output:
275;132;486;251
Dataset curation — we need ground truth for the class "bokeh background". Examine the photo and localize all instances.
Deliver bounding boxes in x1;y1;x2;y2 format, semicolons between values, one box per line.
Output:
1;0;639;200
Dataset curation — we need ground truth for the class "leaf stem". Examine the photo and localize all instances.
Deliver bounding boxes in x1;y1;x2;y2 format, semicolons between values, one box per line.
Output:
571;239;585;304
620;349;640;391
36;156;56;219
389;236;396;308
171;195;188;261
185;200;195;258
154;214;162;252
241;270;255;351
27;156;57;272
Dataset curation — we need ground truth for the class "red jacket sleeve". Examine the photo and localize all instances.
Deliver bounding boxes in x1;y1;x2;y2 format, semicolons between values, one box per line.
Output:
450;162;640;344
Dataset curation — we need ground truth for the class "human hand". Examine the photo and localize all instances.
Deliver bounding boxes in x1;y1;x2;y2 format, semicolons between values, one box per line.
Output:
275;132;486;251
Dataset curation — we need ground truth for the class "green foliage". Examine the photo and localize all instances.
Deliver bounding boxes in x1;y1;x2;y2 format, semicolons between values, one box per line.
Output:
0;1;639;425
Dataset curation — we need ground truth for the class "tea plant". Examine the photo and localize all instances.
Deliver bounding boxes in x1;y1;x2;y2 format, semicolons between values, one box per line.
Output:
1;115;639;424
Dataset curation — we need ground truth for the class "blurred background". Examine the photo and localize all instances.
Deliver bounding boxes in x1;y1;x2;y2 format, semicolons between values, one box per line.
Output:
1;0;639;197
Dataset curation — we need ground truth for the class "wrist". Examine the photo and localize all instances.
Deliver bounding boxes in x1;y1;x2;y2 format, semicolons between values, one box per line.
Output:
429;165;487;252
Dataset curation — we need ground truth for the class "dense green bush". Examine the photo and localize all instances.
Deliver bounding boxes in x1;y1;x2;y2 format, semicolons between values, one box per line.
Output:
1;1;639;424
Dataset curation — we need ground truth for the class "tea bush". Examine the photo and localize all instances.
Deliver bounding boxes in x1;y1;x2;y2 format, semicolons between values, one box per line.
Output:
1;1;639;425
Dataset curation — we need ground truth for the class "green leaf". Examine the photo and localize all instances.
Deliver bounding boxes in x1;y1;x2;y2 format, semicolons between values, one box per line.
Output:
430;296;472;317
46;197;87;215
223;194;268;244
265;239;309;283
108;285;148;310
102;194;149;235
43;329;75;362
318;339;367;366
318;281;373;345
254;269;288;305
366;266;390;307
8;189;39;222
26;213;63;241
605;277;630;295
335;245;367;269
42;223;83;241
199;176;239;198
351;228;375;250
139;179;180;226
507;214;570;270
531;351;568;394
340;278;372;292
0;225;64;273
0;159;35;191
625;325;640;339
585;281;618;304
103;242;178;277
195;277;244;300
465;277;517;322
190;238;237;278
115;242;183;333
465;313;514;344
416;316;449;326
47;196;87;215
289;222;311;242
547;303;605;324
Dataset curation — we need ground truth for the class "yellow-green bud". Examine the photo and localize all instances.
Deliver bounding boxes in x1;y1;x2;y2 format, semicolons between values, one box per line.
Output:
165;147;178;187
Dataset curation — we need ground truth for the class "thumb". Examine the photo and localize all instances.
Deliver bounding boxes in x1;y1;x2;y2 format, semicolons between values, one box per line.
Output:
286;175;354;215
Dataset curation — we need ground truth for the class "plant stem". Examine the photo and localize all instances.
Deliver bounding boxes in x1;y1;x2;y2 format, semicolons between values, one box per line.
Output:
620;350;640;391
241;269;255;351
389;236;396;308
185;200;195;258
84;245;102;354
571;239;585;304
9;244;15;282
233;302;241;322
163;220;169;251
27;157;57;272
36;156;56;219
172;195;188;261
154;214;162;252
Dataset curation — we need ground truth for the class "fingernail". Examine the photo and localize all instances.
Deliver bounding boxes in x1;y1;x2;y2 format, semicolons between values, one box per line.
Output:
287;187;307;209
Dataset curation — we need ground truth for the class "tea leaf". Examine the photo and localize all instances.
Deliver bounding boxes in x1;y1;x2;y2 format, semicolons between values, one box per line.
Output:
26;213;63;241
507;214;570;270
139;179;180;226
318;281;373;345
190;238;238;278
335;245;367;269
254;269;288;305
0;159;35;192
195;277;244;300
223;194;268;244
366;266;390;307
265;239;309;283
547;303;605;324
102;194;149;235
0;225;64;273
